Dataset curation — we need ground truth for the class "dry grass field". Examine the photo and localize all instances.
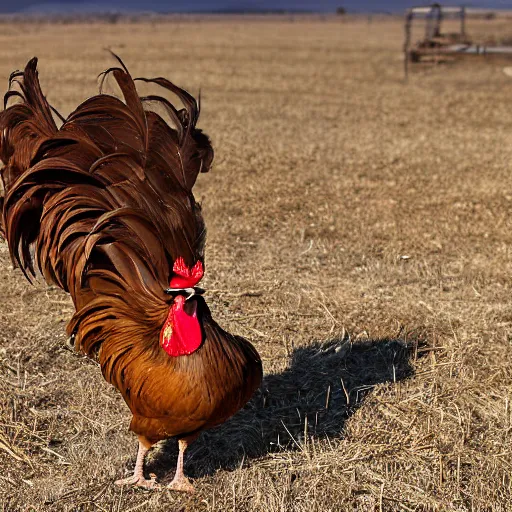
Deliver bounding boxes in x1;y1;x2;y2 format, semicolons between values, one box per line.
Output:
1;15;512;511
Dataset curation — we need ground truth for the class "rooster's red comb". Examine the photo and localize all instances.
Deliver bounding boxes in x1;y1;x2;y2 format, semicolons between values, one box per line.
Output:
169;258;204;288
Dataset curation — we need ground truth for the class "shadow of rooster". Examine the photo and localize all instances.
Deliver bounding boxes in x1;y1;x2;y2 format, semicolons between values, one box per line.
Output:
146;336;418;481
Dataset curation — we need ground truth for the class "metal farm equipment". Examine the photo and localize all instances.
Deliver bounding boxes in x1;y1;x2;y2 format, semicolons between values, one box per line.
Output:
404;3;512;78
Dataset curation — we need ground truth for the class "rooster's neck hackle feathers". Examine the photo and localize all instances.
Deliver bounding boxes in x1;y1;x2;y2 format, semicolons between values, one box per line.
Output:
0;56;214;367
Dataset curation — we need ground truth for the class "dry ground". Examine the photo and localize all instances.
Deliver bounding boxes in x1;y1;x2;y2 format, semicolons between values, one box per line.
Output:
1;15;512;512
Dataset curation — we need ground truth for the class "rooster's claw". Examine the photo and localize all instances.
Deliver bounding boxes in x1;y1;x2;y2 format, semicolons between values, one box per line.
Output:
115;473;159;489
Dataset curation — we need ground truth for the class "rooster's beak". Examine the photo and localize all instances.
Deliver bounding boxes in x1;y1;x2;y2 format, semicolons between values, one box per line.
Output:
164;286;205;301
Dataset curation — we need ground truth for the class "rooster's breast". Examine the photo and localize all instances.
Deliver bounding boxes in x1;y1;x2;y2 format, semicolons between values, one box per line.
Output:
109;318;262;443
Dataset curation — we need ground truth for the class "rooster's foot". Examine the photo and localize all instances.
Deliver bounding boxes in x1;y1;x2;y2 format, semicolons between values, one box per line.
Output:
167;476;195;493
115;473;159;489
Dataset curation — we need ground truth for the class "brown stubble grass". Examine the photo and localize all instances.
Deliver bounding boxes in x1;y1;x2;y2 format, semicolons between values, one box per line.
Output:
1;15;512;511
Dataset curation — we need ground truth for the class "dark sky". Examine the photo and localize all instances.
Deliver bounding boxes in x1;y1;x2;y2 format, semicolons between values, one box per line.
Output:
3;0;512;14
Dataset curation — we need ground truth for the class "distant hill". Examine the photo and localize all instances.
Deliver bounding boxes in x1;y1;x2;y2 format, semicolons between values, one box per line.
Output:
18;3;315;14
3;0;512;15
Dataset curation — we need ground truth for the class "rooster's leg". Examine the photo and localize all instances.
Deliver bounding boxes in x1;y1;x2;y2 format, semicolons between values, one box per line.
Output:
167;437;195;493
115;438;158;489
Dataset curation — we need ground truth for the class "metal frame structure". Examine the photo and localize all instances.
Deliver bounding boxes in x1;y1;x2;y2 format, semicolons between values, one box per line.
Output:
404;3;469;79
404;3;512;79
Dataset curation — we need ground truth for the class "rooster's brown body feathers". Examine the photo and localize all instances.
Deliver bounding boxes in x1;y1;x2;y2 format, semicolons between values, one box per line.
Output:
0;58;262;450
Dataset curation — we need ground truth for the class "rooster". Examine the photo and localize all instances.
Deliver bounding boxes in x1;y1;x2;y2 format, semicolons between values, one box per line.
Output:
0;56;262;492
